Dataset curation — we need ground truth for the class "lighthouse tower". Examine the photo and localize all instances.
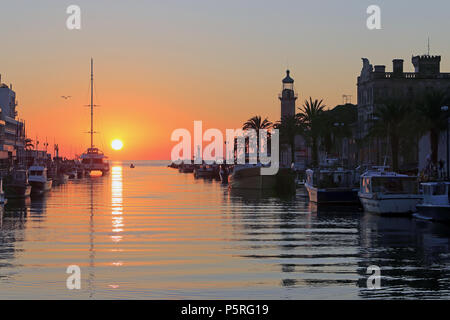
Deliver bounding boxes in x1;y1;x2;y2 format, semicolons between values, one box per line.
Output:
279;70;297;119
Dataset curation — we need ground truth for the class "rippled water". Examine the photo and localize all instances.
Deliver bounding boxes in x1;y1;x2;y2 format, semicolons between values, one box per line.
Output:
1;160;450;299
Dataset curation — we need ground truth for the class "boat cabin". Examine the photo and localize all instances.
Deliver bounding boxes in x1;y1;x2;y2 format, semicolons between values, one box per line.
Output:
421;182;450;205
360;171;419;195
28;166;49;181
306;169;357;189
11;169;29;184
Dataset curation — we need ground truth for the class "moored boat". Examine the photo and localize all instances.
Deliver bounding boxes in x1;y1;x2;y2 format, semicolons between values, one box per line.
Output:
179;162;195;173
415;182;450;222
28;165;53;195
305;168;360;205
194;164;215;178
4;169;32;199
358;167;421;214
67;169;77;179
228;164;295;193
55;173;69;185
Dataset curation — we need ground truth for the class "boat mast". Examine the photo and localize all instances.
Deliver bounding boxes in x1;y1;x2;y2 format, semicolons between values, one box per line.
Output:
90;58;94;149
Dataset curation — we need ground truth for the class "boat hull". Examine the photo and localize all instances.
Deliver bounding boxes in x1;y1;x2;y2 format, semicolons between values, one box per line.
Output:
416;204;450;222
219;172;229;184
30;180;53;195
53;174;69;186
4;184;32;199
359;193;422;214
229;167;294;192
194;170;214;178
306;184;360;205
229;173;277;189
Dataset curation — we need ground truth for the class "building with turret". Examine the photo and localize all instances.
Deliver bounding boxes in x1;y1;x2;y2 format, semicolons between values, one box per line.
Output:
357;54;450;171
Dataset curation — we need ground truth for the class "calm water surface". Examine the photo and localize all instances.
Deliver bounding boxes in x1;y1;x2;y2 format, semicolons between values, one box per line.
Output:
1;161;450;299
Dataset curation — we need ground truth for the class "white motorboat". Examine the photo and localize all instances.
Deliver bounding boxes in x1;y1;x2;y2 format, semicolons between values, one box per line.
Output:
28;165;53;194
358;167;422;214
305;168;360;205
416;182;450;222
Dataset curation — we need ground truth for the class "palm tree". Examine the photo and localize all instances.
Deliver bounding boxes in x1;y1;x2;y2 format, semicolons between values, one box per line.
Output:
242;115;273;155
24;138;34;150
275;115;302;165
297;97;326;166
415;89;448;165
368;98;410;171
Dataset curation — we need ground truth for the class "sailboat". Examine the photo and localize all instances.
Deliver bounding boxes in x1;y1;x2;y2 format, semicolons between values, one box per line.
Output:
80;59;110;176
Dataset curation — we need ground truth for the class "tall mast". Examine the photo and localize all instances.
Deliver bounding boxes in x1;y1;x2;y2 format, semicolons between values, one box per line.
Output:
90;58;94;149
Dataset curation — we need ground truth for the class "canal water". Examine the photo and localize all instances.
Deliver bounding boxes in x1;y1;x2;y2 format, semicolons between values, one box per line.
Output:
1;160;450;299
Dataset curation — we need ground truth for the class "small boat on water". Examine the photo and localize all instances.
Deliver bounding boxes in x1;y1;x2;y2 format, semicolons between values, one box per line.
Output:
415;182;450;222
54;173;69;186
28;165;53;195
358;167;421;214
194;164;215;178
49;167;69;186
179;162;195;173
67;169;77;179
4;169;32;199
228;164;295;193
305;168;360;205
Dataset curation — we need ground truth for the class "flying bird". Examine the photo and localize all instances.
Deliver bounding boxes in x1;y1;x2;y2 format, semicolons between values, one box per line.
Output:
61;96;72;100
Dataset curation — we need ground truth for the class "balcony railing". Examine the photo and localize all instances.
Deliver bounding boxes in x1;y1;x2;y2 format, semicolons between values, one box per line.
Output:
373;72;450;80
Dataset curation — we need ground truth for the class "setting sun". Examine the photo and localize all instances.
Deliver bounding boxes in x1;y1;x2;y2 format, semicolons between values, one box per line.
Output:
111;139;124;151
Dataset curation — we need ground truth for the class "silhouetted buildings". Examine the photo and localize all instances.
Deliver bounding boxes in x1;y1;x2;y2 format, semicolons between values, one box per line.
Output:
357;54;450;171
0;77;26;174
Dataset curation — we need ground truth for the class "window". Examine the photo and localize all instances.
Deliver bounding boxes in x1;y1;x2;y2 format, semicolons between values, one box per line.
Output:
371;177;418;194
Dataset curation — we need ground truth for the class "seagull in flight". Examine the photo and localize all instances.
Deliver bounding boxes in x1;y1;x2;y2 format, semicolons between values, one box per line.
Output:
61;96;72;100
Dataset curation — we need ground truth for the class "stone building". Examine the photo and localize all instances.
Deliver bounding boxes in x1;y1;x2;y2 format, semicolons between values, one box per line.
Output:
357;54;450;170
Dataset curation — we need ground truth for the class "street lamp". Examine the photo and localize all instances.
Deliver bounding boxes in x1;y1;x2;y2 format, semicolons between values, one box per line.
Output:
442;106;449;180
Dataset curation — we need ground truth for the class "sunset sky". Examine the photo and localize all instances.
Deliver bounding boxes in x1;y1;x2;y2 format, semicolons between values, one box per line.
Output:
1;0;450;160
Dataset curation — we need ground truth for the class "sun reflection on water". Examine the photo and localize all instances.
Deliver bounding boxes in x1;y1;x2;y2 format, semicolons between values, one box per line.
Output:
111;166;123;242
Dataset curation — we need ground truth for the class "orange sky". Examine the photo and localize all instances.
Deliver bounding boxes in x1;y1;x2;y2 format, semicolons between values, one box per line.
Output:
2;1;450;160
